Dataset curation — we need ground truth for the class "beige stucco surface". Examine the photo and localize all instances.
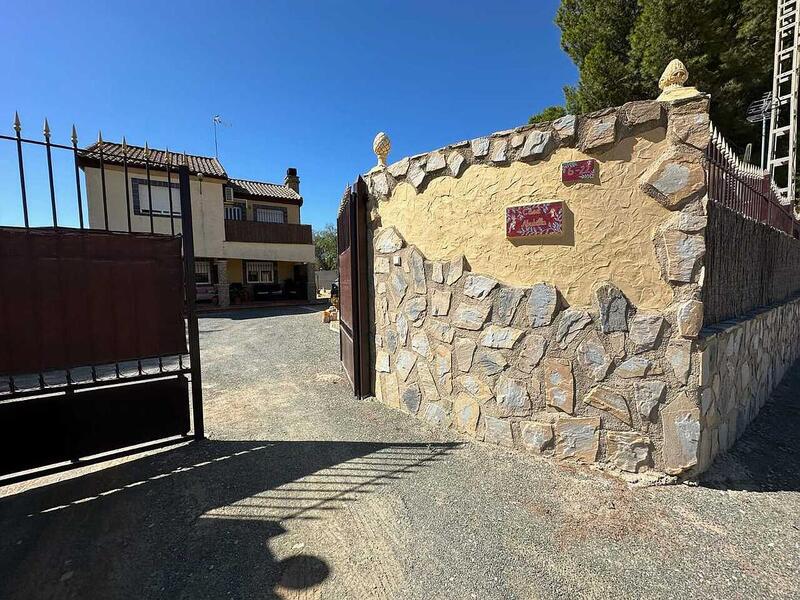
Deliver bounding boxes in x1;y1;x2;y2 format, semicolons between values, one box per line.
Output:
378;128;673;310
84;165;314;263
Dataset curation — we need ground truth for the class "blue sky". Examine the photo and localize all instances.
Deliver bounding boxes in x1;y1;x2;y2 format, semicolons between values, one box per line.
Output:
0;0;576;231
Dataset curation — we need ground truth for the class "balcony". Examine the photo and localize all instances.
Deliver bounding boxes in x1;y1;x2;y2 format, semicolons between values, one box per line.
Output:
224;219;313;245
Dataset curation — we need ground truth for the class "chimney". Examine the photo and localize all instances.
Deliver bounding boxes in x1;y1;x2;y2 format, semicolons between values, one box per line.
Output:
284;167;300;194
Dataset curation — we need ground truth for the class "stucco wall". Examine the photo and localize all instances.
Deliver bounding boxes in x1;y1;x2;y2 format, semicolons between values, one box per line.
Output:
379;130;672;310
362;98;717;478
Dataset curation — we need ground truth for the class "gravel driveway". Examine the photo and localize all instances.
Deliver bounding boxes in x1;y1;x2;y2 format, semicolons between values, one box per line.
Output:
1;305;798;599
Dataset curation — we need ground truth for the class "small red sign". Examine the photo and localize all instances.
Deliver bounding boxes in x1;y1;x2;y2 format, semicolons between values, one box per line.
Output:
506;201;564;238
561;159;597;182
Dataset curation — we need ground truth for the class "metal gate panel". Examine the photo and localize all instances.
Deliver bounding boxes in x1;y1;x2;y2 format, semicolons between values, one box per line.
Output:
0;227;186;376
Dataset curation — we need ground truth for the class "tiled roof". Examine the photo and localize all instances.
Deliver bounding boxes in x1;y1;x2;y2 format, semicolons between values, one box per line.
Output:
80;142;227;178
228;178;301;201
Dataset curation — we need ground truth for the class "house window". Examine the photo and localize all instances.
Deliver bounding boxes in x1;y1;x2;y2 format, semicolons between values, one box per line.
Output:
255;207;285;224
246;261;276;284
225;205;243;220
195;261;212;284
132;178;182;215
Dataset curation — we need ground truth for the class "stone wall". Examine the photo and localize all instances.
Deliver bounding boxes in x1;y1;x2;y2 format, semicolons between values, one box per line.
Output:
363;96;722;478
695;295;800;471
703;202;800;325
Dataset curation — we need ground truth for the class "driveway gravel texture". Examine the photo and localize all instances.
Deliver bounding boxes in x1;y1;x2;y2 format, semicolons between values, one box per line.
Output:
1;305;798;600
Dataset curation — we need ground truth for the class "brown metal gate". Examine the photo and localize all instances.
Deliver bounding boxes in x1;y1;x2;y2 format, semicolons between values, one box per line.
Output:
0;118;203;480
337;177;371;397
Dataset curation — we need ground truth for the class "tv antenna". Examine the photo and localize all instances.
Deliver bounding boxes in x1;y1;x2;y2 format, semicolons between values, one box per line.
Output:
212;115;231;158
746;92;775;170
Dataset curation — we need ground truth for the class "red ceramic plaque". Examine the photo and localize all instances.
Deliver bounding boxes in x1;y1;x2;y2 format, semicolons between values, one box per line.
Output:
561;159;597;182
506;201;564;238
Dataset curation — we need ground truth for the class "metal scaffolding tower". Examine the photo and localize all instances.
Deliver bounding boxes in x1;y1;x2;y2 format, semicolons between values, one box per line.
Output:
768;0;800;206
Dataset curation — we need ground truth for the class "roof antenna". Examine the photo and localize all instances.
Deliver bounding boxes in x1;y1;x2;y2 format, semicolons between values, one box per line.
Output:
212;115;231;159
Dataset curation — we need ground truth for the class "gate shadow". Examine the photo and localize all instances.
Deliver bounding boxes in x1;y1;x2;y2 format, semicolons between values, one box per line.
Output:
0;439;459;599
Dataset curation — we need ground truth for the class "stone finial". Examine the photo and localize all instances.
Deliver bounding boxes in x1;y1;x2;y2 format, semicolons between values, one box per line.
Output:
657;59;702;102
373;131;391;168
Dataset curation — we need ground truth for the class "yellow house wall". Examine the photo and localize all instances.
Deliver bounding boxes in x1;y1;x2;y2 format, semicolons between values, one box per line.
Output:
84;165;314;263
377;128;673;310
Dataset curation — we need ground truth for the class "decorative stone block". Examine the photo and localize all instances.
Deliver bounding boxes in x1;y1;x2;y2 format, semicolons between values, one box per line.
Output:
385;328;398;353
463;275;498;300
453;392;480;435
471;137;490;157
446;255;467;285
479;325;525;349
555;416;600;462
381;373;400;409
431;289;452;317
408;161;426;188
434;345;453;394
453;302;491;330
411;330;432;359
401;383;422;414
395;349;417;381
495;378;531;416
375;227;404;254
595;282;629;333
640;145;706;210
409;248;427;295
454;338;477;372
621;101;663;127
370;171;391;197
579;113;616;151
490;139;508;163
417;362;440;402
661;393;700;474
423;403;449;427
376;351;390;373
666;340;692;385
425;151;446;172
677;300;703;338
616;357;652;379
584;386;631;425
447;150;465;177
629;313;665;353
493;287;525;326
662;230;705;283
390;270;408;303
404;296;427;322
634;380;666;420
576;337;612;381
387;157;409;178
520;130;554;159
520;421;554;453
553;114;577;143
510;133;526;148
374;256;390;274
544;359;574;414
527;283;559;327
484;417;514;447
431;261;445;284
475;349;508;376
556;309;592;348
606;431;651;472
396;313;409;346
668;101;711;149
457;373;494;402
427;319;456;344
517;334;548;373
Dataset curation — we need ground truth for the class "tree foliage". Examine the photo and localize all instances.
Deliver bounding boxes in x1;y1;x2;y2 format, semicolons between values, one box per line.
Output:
535;0;775;148
313;223;338;271
529;105;567;124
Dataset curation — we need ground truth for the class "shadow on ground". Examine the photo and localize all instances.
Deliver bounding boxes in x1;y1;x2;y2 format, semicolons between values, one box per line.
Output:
0;439;459;599
701;357;800;492
199;305;327;322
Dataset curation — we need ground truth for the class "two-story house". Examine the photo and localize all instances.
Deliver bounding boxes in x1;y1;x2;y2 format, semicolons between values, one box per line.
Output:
78;142;316;307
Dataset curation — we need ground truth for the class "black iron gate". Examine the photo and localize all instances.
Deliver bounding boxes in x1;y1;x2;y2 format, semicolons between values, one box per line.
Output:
337;177;370;397
0;115;203;479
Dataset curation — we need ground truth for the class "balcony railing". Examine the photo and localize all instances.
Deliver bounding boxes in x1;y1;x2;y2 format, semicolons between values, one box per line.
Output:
224;219;313;244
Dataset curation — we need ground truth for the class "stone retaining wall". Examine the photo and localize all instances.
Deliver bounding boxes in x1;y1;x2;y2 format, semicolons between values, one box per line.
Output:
695;295;800;471
360;95;746;478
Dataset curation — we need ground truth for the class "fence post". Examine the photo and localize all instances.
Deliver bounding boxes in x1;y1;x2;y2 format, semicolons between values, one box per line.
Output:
178;163;204;440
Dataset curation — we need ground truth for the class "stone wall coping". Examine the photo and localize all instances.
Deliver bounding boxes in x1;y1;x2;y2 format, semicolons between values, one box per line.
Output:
697;291;800;342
